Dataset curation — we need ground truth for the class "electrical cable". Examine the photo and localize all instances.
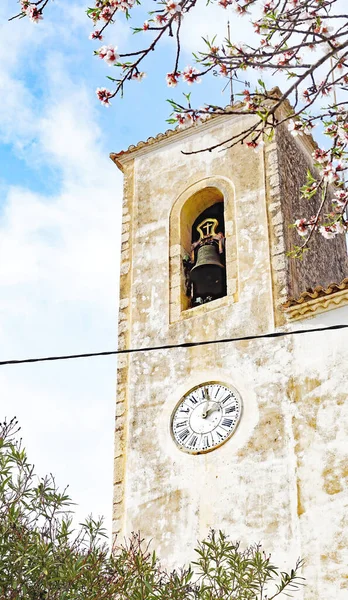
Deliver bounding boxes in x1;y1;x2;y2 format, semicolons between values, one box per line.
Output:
0;322;347;367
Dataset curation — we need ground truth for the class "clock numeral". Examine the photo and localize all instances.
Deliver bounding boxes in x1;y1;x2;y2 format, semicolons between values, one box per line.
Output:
221;418;233;428
180;406;190;414
214;386;222;398
178;428;190;442
217;430;224;440
203;435;210;448
225;405;236;414
221;394;232;405
189;394;198;405
189;435;198;448
175;420;188;429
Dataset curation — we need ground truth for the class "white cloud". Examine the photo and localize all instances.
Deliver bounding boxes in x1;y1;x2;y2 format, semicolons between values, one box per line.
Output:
0;0;124;534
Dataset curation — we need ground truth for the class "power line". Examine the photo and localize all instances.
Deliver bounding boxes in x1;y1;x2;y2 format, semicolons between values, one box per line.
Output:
0;323;347;367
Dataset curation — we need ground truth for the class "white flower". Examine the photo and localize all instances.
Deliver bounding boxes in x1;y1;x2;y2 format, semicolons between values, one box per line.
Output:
318;224;339;239
288;119;303;137
182;66;201;84
96;87;112;106
334;190;348;206
295;219;308;237
176;113;193;129
98;44;119;66
166;0;182;15
132;71;146;81
28;6;43;23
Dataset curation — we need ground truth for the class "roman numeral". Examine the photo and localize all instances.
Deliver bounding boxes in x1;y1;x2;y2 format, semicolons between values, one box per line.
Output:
189;394;198;405
180;406;190;414
225;405;236;414
203;435;210;448
178;428;190;441
189;435;198;448
214;386;222;398
222;418;233;428
221;394;232;405
175;420;188;429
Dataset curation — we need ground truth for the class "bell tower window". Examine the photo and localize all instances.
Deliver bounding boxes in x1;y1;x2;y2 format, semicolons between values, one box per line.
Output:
184;202;226;307
169;178;237;323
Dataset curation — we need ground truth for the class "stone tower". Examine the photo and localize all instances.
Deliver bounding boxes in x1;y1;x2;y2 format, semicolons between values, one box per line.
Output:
110;109;348;599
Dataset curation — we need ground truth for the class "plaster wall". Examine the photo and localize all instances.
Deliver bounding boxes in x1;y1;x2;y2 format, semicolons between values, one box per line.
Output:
113;115;348;599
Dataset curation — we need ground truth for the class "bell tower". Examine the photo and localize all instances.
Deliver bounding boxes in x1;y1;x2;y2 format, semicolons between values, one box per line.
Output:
110;110;348;597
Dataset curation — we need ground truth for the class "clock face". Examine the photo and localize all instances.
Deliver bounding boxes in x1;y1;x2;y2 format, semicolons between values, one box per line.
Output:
171;382;242;454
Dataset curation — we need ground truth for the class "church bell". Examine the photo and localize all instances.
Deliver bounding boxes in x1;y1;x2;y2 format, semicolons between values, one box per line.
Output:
190;243;225;297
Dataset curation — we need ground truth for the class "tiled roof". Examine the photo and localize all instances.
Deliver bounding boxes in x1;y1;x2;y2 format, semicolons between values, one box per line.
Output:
283;278;348;308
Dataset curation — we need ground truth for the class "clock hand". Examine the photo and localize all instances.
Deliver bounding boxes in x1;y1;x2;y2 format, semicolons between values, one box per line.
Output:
201;387;211;418
204;401;220;417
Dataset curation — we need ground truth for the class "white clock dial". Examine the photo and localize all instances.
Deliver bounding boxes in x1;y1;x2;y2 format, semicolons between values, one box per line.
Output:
171;382;242;454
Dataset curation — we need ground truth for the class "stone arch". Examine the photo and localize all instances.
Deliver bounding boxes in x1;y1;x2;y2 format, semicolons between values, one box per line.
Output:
169;176;238;322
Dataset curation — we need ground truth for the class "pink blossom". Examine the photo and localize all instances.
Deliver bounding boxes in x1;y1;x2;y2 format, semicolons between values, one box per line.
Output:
322;163;339;184
98;44;119;66
131;71;146;81
318;223;343;239
20;1;30;13
334;190;348;206
166;72;181;87
155;14;168;24
166;0;182;15
182;66;201;85
295;219;309;237
89;30;103;40
312;148;328;164
176;113;193;128
143;21;149;30
96;87;113;106
28;6;43;23
338;125;348;142
246;140;265;153
100;7;113;21
288;118;303;137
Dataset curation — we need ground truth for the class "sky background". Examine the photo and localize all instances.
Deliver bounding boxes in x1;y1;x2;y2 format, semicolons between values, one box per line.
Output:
0;0;344;538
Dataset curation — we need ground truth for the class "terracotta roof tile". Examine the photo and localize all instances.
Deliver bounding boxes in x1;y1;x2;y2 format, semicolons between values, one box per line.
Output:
283;277;348;308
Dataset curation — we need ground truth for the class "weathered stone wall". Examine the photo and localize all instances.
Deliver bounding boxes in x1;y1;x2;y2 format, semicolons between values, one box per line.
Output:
275;123;348;299
112;115;348;599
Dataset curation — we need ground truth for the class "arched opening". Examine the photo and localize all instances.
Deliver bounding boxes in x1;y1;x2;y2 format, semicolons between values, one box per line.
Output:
180;188;226;309
169;177;237;323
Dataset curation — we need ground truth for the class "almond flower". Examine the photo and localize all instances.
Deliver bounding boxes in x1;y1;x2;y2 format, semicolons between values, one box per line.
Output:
182;66;201;85
100;7;113;21
318;223;344;239
96;87;113;106
98;45;119;66
166;72;180;87
312;148;328;164
176;113;193;128
166;0;182;15
322;163;340;184
155;14;167;24
131;71;146;81
28;6;43;23
295;218;309;237
89;30;103;40
288;118;303;137
334;190;348;206
246;140;265;153
20;1;30;13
